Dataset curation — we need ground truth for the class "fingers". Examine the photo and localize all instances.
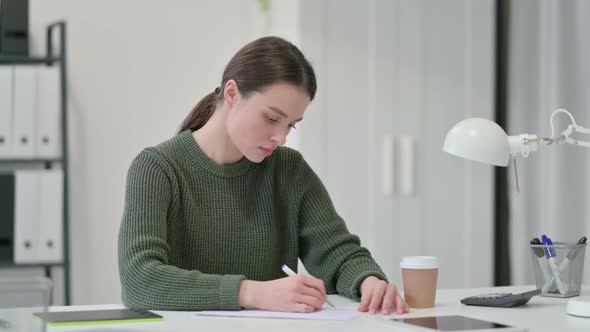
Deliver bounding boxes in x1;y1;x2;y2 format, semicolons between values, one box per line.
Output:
381;284;397;315
285;275;409;315
287;275;326;312
368;282;386;314
357;280;409;315
395;292;409;313
358;291;371;312
300;275;327;298
295;294;323;310
294;303;316;313
299;282;324;302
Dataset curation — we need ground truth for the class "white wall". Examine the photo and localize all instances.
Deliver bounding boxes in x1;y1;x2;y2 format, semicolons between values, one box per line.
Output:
29;0;267;304
508;0;590;286
297;0;495;288
27;0;496;305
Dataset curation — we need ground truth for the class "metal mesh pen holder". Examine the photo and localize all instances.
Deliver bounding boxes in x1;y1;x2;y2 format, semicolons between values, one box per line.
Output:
530;242;587;297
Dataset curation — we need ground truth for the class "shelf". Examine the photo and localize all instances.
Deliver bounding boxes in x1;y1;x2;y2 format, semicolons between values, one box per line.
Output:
0;56;62;65
0;158;63;163
0;21;71;305
0;261;64;268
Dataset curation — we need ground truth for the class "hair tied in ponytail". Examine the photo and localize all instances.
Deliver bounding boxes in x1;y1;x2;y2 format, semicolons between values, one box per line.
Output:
178;36;316;134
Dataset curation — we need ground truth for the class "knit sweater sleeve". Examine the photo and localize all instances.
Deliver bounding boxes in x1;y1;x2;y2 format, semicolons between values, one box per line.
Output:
296;156;388;302
118;151;245;311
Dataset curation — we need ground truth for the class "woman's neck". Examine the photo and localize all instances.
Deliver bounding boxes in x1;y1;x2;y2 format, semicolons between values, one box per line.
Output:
192;108;244;166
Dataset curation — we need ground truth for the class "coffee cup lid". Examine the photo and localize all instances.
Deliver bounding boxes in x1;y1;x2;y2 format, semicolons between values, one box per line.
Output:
400;256;439;269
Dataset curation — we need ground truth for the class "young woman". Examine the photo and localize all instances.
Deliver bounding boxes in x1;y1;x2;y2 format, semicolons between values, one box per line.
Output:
118;36;408;315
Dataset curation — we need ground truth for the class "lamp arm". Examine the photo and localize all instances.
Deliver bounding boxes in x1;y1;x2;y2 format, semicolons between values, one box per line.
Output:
508;134;539;158
506;110;589;194
550;109;578;138
560;124;590;147
512;110;590;157
546;108;590;147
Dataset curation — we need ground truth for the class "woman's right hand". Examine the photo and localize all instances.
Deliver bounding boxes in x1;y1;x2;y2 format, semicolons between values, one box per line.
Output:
239;275;328;312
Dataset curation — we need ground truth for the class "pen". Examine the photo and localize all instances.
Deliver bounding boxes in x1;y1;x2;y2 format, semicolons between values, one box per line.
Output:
531;238;556;292
557;236;587;273
281;264;336;308
542;235;567;295
541;236;583;293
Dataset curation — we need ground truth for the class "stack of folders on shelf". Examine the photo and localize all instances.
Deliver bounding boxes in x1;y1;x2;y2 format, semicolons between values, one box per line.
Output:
0;65;61;159
0;169;64;264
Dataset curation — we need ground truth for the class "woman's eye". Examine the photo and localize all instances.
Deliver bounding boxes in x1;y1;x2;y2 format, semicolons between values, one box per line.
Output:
265;115;297;130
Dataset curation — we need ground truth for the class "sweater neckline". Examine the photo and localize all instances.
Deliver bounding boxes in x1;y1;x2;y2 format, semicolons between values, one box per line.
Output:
180;130;252;178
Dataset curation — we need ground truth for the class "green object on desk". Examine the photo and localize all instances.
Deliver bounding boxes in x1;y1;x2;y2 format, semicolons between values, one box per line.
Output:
33;309;163;326
0;319;11;329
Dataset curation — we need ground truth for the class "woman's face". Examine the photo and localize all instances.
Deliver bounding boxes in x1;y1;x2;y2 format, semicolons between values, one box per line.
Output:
225;81;310;163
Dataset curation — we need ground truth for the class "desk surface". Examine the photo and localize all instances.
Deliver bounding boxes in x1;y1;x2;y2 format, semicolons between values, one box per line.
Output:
31;285;590;331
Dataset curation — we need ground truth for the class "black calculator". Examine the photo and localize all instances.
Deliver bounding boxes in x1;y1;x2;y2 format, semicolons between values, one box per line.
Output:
460;289;541;307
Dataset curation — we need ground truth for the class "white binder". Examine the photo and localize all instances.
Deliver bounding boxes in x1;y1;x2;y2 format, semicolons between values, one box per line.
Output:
12;66;37;158
13;169;64;264
0;66;13;157
37;169;64;263
36;66;62;159
14;170;41;264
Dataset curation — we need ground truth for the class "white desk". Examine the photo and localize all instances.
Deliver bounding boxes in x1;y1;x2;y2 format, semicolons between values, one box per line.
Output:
29;285;590;331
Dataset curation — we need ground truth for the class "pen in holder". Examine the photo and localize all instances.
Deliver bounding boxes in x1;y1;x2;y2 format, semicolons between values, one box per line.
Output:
530;239;587;298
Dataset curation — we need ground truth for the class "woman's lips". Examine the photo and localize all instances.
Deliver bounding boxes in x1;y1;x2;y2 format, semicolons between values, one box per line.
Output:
259;147;274;156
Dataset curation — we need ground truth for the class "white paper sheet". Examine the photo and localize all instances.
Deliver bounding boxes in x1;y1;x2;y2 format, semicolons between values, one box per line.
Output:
194;308;359;321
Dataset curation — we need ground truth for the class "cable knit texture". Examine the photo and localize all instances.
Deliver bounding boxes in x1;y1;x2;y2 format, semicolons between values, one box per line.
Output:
118;130;387;311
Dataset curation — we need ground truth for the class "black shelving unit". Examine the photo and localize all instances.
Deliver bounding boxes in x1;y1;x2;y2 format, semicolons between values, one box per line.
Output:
0;21;70;304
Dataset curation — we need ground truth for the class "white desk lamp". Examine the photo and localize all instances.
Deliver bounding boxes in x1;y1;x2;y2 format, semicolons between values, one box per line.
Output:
442;109;590;317
443;109;590;192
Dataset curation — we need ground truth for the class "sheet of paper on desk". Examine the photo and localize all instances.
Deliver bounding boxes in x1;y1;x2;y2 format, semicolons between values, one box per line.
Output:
194;308;359;321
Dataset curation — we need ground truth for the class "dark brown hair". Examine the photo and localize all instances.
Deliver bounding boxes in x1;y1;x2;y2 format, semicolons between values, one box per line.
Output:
178;36;317;133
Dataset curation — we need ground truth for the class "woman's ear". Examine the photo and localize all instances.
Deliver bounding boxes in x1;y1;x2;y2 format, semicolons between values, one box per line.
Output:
223;79;240;107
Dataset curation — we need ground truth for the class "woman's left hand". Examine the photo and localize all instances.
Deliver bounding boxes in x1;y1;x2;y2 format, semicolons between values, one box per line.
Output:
358;276;409;315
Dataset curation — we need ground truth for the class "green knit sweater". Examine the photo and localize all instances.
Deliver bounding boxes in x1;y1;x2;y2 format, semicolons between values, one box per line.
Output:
118;130;387;311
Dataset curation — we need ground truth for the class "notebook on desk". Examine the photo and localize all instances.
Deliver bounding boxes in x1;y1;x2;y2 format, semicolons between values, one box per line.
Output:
33;309;163;326
194;308;359;321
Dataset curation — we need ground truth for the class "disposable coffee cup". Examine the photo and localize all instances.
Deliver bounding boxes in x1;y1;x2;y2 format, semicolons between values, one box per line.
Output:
400;256;439;308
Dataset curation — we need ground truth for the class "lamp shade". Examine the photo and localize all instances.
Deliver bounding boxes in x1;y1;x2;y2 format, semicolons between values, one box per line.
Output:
443;118;510;166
